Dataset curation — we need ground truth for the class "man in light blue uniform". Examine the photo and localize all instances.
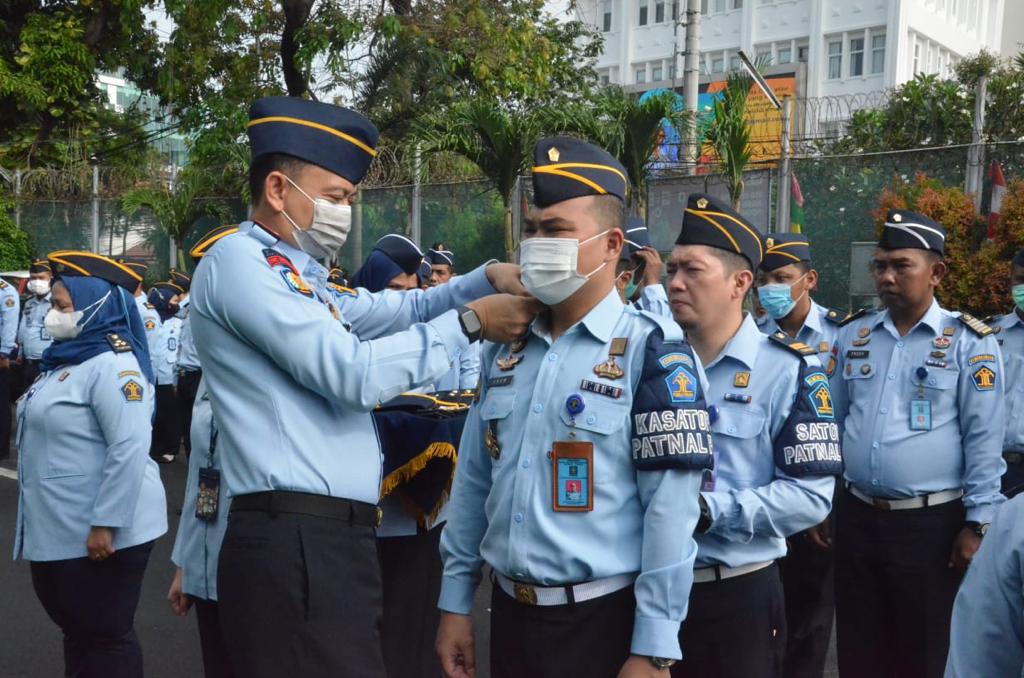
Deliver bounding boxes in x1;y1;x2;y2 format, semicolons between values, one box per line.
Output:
148;282;183;463
830;209;1005;678
119;258;162;375
985;248;1024;495
755;233;844;678
0;271;19;459
944;494;1024;677
190;96;537;678
618;217;671;317
666;194;840;678
14;260;53;400
438;138;713;678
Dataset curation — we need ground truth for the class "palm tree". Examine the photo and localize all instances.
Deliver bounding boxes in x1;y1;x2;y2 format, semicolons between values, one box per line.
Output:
121;166;231;271
703;66;763;210
415;98;574;261
565;87;691;220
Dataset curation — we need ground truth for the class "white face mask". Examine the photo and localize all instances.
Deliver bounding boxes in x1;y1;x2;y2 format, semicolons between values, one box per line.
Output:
520;230;610;306
281;176;353;259
27;279;50;296
43;292;111;342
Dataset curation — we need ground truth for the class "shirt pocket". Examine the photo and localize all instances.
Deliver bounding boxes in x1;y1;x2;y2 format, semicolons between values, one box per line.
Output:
479;390;517;469
712;405;771;483
558;399;632;484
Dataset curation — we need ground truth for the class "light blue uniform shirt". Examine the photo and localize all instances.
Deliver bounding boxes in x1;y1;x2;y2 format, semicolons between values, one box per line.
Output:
0;279;19;356
14;350;167;561
153;316;182;386
190;221;497;504
17;293;52;360
636;283;671;318
698;314;836;568
434;342;480;391
831;300;1006;523
135;294;162;373
171;380;225;600
989;311;1024;453
944;494;1024;677
176;298;201;372
759;299;843;364
439;290;709;660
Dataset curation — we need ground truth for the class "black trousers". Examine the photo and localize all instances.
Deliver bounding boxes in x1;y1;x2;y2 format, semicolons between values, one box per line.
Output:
217;510;386;678
150;384;180;458
192;597;236;678
673;563;786;678
1002;457;1024;497
30;541;154;678
781;534;834;678
0;365;10;458
834;488;964;678
490;581;635;678
377;524;444;678
176;369;202;457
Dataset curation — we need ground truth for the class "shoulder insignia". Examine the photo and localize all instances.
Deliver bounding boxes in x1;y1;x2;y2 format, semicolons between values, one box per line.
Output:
144;319;156;331
823;308;846;325
262;248;313;298
106;333;132;353
839;307;875;327
262;248;299;275
121;379;144;402
0;279;7;288
326;282;357;298
957;312;994;337
4;297;13;307
768;331;816;357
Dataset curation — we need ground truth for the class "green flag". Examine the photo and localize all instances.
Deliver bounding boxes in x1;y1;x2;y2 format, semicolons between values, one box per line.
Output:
790;172;805;233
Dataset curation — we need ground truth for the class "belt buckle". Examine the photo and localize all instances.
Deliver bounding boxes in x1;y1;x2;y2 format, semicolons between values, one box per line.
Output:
513;582;538;605
873;497;892;510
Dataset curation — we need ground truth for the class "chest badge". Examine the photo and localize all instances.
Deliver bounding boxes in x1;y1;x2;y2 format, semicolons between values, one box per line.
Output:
733;371;750;388
943;326;956;336
594;337;628;381
933;337;951;349
858;327;871;338
496;354;522;371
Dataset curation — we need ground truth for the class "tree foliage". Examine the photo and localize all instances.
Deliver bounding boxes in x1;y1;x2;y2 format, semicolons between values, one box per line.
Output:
704;68;756;209
0;192;32;270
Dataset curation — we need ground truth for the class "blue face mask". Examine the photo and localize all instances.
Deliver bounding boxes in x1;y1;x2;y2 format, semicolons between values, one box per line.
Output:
757;274;808;320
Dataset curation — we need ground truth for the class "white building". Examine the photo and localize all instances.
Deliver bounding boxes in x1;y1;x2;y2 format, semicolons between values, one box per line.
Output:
562;0;1004;132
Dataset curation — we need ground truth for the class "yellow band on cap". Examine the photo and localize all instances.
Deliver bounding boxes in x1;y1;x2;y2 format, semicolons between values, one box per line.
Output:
695;210;765;261
48;251;142;282
532;166;608;195
684;209;742;256
247;116;377;158
765;249;803;262
535;162;629;189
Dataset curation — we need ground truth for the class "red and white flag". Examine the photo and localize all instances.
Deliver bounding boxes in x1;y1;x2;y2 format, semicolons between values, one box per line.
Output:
988;160;1006;240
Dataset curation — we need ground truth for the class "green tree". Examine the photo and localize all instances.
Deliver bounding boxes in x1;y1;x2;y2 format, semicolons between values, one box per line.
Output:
704;70;756;209
0;192;32;270
121;166;231;270
415;98;575;261
565;87;689;219
0;1;162;166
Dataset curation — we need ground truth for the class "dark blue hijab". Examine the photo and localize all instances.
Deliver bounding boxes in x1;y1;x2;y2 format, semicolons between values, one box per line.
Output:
41;276;155;384
148;287;176;322
350;250;404;293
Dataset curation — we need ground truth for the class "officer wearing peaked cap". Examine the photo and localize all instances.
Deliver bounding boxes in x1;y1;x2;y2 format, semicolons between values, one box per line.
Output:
15;250;166;678
189;95;537;678
426;243;456;286
616;217;671;318
755;233;844;678
830;208;1005;678
15;260;55;399
0;259;20;458
438;136;713;678
118;258;162;376
666;193;841;678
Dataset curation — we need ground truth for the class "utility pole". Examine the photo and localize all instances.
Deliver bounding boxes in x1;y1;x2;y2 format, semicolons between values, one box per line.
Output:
965;75;988;214
682;0;701;175
410;144;422;246
90;157;100;254
776;96;792;233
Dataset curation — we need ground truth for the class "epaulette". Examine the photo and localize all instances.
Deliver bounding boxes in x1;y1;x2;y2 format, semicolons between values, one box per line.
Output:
822;308;846;325
957;312;994;337
768;331;816;357
106;333;132;353
0;279;7;289
326;282;357;297
839;307;876;327
145;303;155;309
983;314;1003;325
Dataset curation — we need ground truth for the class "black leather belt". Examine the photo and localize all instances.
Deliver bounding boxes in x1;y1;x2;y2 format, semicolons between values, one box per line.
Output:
1004;452;1024;465
231;490;382;528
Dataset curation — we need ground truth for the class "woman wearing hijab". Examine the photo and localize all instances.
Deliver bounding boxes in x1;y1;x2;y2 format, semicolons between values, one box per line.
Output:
349;233;423;292
14;251;167;678
148;281;185;463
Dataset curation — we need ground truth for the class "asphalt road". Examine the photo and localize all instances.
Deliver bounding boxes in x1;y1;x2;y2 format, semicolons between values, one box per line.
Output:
0;450;495;678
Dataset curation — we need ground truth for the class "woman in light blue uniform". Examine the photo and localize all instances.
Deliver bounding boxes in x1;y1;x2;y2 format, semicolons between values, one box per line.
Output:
148;281;184;463
14;250;167;678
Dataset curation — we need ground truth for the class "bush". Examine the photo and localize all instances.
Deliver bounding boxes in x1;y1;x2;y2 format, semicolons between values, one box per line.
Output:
874;173;1020;317
0;194;32;271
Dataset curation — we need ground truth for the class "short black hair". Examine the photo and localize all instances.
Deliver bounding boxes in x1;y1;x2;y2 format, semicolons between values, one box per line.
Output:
707;247;752;274
589;195;627;232
249;153;310;205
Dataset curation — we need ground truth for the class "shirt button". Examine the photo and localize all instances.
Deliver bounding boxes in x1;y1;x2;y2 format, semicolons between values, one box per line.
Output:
728;426;737;433
522;459;531;469
872;479;880;486
896;341;904;348
872;442;879;449
547;353;558;362
929;378;937;385
888;374;895;381
513;513;524;523
533;403;543;413
586;415;596;424
488;406;497;415
880;408;888;414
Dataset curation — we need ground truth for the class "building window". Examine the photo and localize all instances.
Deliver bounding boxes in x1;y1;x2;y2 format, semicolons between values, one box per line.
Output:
656;1;665;22
778;46;793;63
871;34;886;73
797;45;809;62
672;1;679;20
913;43;920;74
639;2;648;25
849;37;864;77
713;0;726;12
602;7;612;32
733;0;743;7
601;74;610;85
636;67;647;83
756;49;771;63
712;57;725;73
669;64;677;79
653;64;664;80
701;0;708;14
729;55;741;71
827;40;842;79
